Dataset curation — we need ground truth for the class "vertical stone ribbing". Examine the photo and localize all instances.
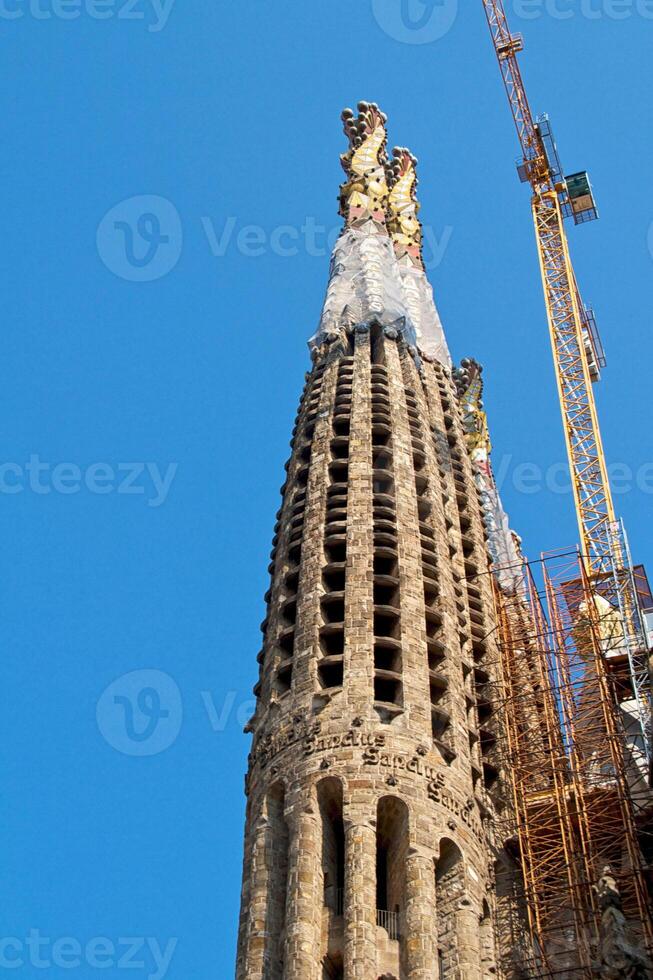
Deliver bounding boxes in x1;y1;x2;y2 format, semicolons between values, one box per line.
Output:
343;815;377;978
384;339;431;739
480;902;498;978
293;355;340;710
255;362;327;712
237;785;289;980
422;360;487;786
316;352;352;703
402;350;472;770
436;366;505;800
456;900;483;979
236;796;256;979
343;330;374;717
283;801;321;980
404;850;437;978
240;807;270;978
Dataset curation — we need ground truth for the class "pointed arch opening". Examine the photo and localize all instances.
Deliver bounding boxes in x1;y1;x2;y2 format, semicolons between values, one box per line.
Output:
318;777;345;913
318;778;345;977
376;796;409;943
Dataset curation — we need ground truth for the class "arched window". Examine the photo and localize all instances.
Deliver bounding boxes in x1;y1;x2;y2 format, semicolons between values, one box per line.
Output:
318;777;345;914
318;778;345;977
376;797;409;942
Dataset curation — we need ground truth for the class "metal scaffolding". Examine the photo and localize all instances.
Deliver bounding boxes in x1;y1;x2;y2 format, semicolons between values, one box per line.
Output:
492;551;653;978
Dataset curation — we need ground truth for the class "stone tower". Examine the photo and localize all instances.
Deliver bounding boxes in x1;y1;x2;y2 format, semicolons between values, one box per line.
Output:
236;103;523;980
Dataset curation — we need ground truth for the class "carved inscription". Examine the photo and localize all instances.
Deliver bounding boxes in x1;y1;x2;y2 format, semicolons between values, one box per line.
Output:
304;729;385;756
361;744;484;841
253;724;485;841
428;784;485;842
255;718;321;768
361;743;445;783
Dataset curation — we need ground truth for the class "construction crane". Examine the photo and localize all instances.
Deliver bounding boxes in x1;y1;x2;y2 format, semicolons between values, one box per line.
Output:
478;6;653;976
480;0;651;767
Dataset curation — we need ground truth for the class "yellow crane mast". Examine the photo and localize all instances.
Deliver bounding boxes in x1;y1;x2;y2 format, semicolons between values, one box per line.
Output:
480;3;609;571
480;0;651;765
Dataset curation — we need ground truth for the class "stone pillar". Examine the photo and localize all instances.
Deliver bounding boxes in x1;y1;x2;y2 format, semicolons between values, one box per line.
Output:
235;794;255;980
343;818;377;979
292;355;339;709
239;810;269;979
420;357;479;772
344;327;374;716
480;903;498;978
456;898;482;979
404;850;437;979
283;805;320;980
384;340;432;740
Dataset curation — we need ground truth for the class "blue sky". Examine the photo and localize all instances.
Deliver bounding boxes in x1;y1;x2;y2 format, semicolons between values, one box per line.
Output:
3;2;652;977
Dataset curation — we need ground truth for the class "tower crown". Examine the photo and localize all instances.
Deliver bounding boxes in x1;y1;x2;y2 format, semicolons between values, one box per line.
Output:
312;104;452;368
339;102;390;227
387;146;423;268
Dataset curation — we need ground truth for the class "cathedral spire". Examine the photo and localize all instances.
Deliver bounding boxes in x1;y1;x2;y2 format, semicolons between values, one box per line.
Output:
236;101;530;980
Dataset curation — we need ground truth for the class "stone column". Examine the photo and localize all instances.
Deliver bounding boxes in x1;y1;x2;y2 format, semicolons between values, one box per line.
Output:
434;364;506;800
384;340;432;741
344;326;374;717
480;903;498;979
343;818;377;979
420;357;478;772
239;809;269;979
283;805;320;980
292;354;339;708
456;898;482;979
404;850;437;979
